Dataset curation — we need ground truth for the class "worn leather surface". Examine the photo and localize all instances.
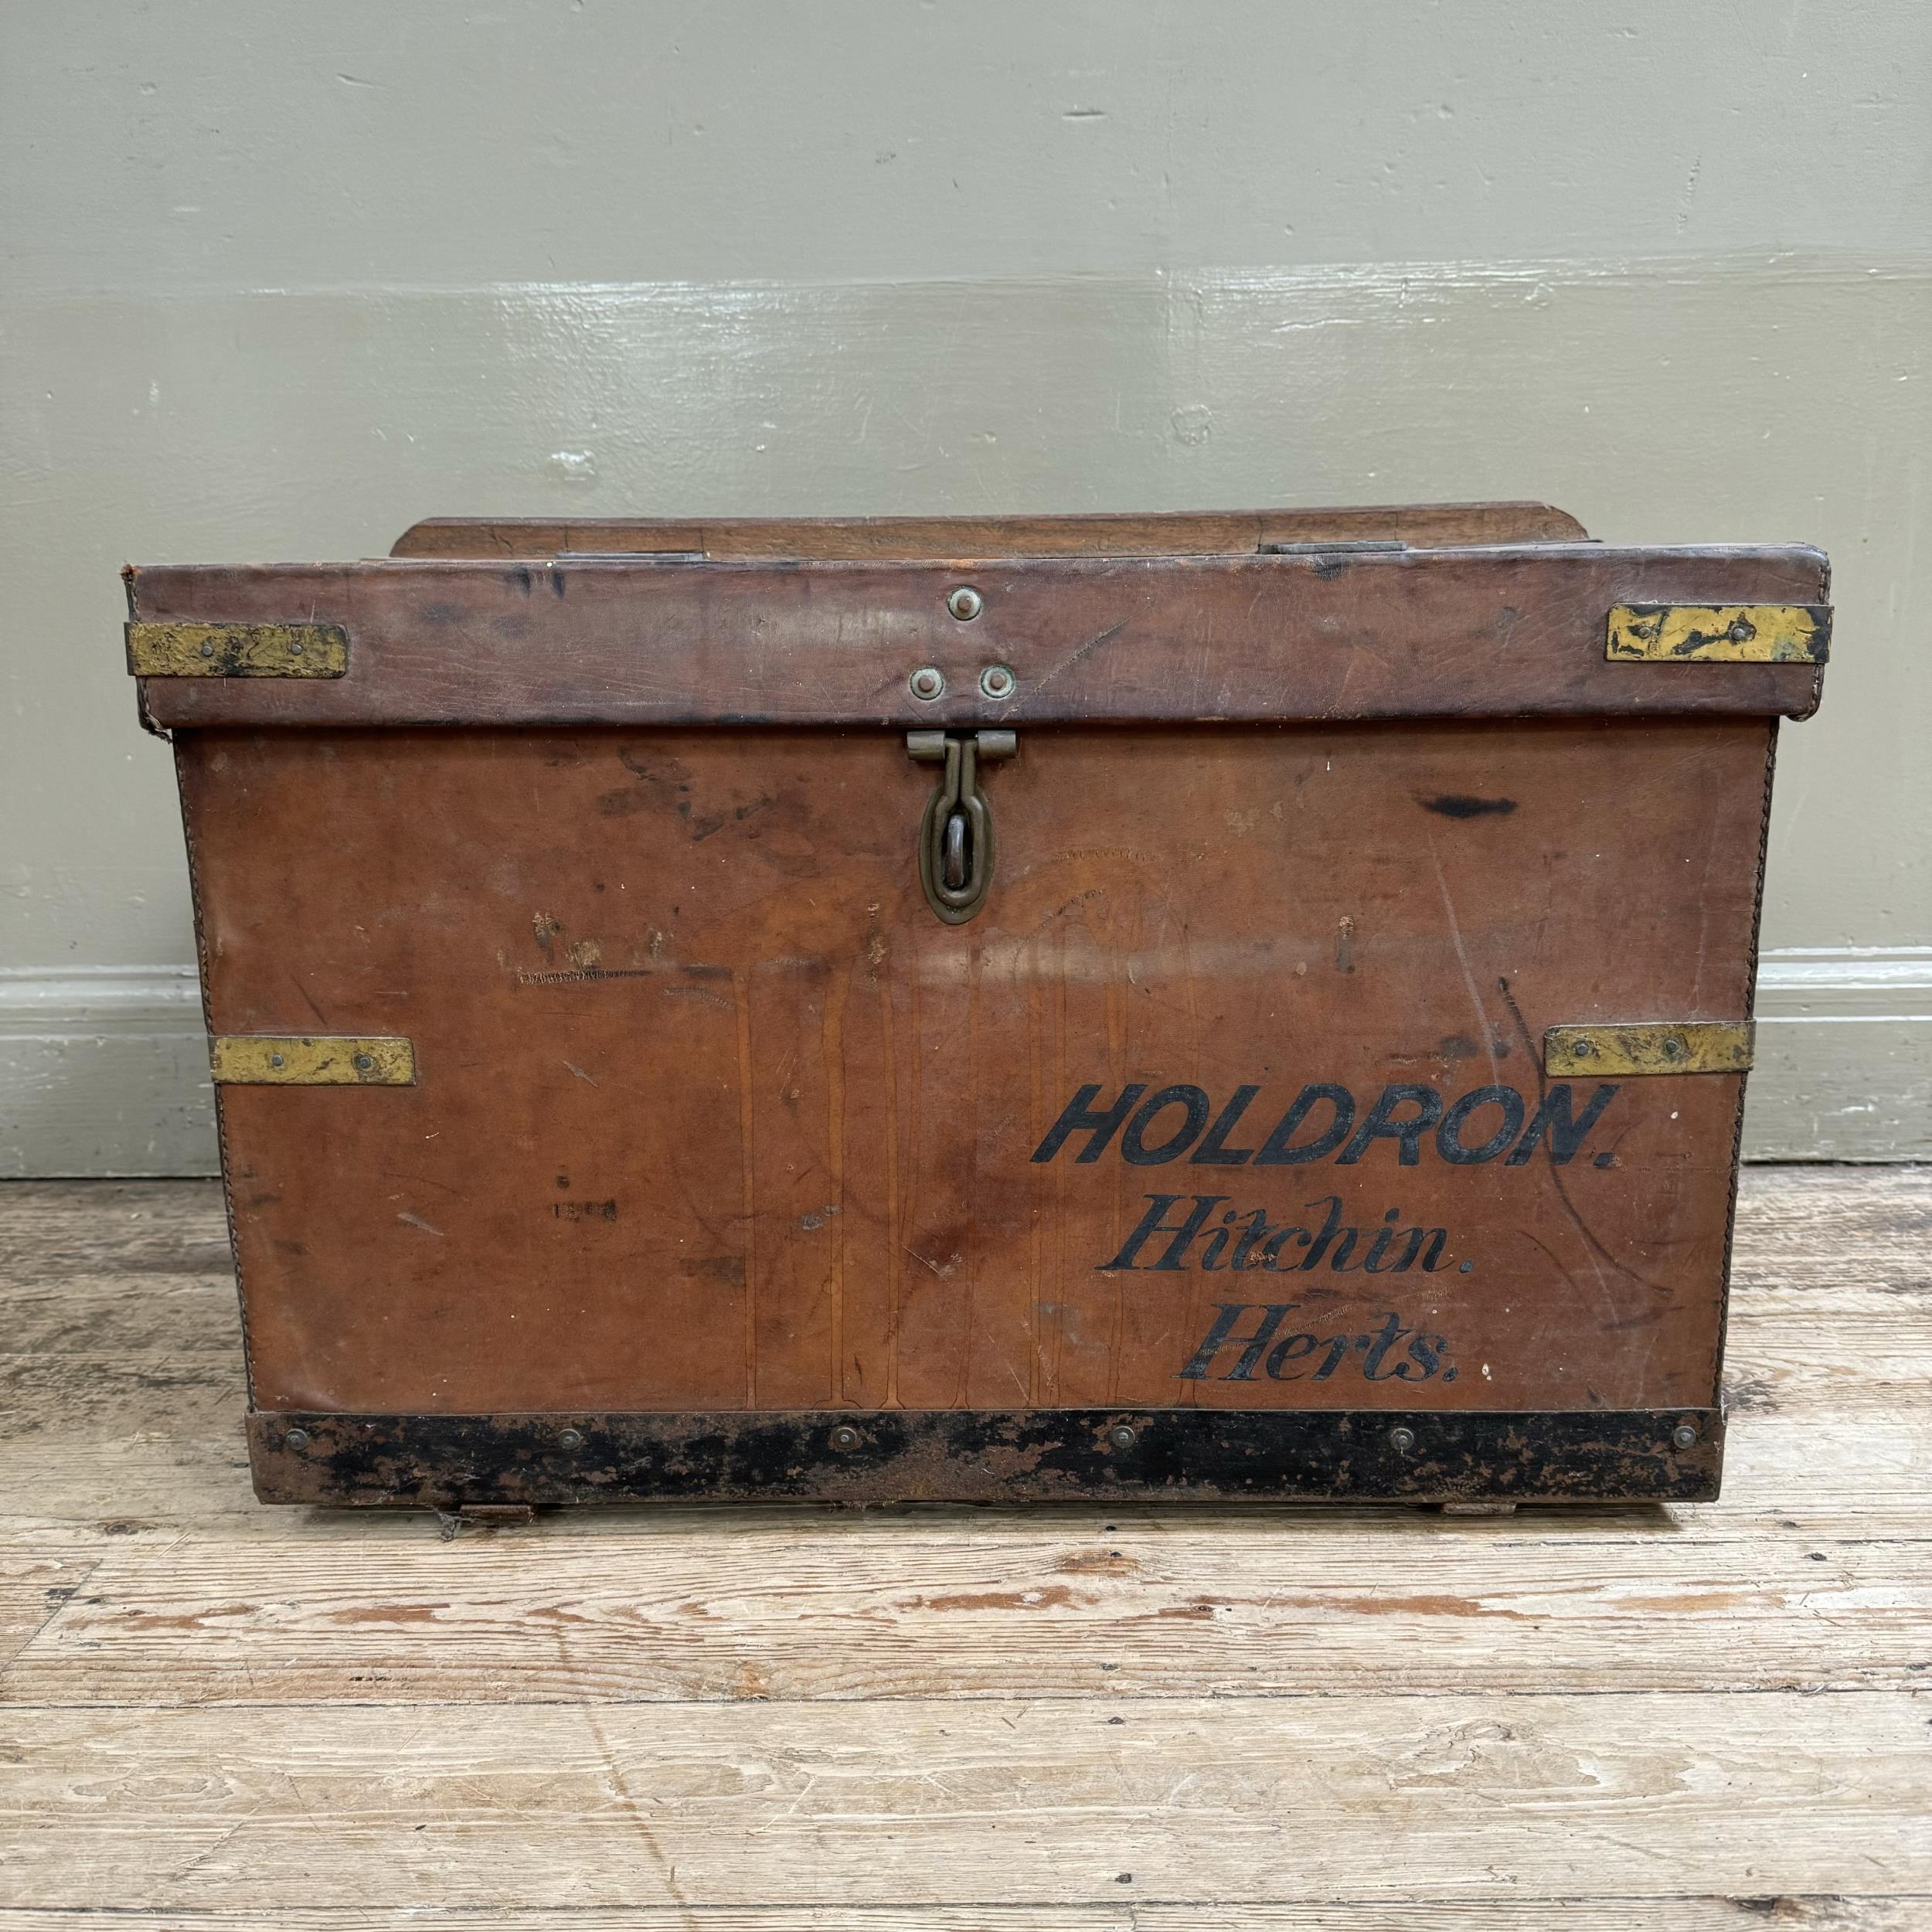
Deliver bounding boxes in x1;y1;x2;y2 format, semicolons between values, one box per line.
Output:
178;716;1772;1419
386;503;1590;558
130;545;1829;730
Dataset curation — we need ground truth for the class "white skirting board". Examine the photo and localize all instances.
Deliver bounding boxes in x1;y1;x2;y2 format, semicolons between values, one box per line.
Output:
1;951;1927;1176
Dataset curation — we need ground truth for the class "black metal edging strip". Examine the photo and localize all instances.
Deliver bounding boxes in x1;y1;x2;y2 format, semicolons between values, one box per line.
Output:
247;1406;1723;1508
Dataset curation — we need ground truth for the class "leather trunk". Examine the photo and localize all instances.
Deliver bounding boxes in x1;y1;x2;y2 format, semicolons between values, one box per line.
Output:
121;505;1832;1507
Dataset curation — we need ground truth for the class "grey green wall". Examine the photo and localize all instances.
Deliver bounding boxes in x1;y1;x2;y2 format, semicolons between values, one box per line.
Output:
3;1;1927;1171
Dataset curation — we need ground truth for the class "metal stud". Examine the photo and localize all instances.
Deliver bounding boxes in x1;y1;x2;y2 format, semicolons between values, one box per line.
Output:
947;586;983;621
909;666;944;702
1107;1423;1138;1451
1672;1421;1699;1450
979;664;1016;701
557;1427;584;1451
1389;1426;1417;1454
284;1427;310;1451
829;1423;862;1451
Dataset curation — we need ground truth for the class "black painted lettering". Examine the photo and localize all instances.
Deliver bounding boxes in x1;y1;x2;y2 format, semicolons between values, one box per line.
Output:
1404;1334;1450;1379
1264;1332;1321;1379
1253;1083;1355;1165
1229;1208;1281;1270
1030;1083;1148;1164
1121;1085;1211;1165
1189;1085;1263;1165
1435;1083;1526;1164
1337;1084;1444;1166
1382;1223;1451;1273
1296;1195;1347;1270
1362;1208;1403;1272
1178;1303;1294;1381
1260;1220;1313;1267
1310;1334;1359;1379
1197;1209;1240;1270
1506;1082;1621;1165
1100;1193;1228;1270
1361;1312;1416;1380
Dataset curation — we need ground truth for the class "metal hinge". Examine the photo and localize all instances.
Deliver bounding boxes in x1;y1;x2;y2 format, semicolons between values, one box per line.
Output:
906;730;1017;925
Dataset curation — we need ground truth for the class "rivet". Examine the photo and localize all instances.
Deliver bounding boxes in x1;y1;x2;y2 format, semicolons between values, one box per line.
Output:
557;1427;584;1451
1108;1423;1138;1451
947;586;983;622
1570;1038;1594;1058
1672;1421;1699;1450
284;1427;310;1451
909;665;945;702
199;641;216;658
979;664;1016;701
288;641;304;656
352;1052;374;1073
1389;1426;1417;1454
1729;619;1753;642
1664;1036;1685;1059
830;1423;862;1451
269;1053;284;1068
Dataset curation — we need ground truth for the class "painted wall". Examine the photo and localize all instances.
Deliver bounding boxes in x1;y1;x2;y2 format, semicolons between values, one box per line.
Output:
3;0;1927;1170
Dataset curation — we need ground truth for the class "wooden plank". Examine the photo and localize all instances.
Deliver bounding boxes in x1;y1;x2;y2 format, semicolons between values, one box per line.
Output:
8;1515;1926;1707
1730;1164;1932;1304
2;1696;1927;1909
2;1905;1926;1932
0;1557;96;1670
0;1180;229;1287
126;546;1829;729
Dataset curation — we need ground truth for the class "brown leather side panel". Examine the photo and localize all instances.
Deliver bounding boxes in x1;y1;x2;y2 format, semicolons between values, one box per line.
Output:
179;718;1770;1420
387;503;1590;559
129;546;1828;730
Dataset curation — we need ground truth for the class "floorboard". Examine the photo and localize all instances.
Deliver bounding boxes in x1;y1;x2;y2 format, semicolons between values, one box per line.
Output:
0;1168;1927;1925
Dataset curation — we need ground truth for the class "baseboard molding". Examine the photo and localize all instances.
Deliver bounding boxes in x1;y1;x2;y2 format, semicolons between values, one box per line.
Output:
0;967;216;1179
2;951;1927;1176
1747;947;1932;1162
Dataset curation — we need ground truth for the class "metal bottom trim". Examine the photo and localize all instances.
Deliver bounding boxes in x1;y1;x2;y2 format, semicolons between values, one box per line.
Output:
246;1405;1723;1507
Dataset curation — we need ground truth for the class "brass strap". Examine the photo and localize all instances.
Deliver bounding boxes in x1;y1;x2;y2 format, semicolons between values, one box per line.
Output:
1606;604;1828;664
127;622;349;678
210;1036;415;1085
1543;1023;1753;1077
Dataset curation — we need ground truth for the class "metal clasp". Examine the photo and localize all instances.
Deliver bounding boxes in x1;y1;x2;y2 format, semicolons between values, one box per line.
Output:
906;729;1017;925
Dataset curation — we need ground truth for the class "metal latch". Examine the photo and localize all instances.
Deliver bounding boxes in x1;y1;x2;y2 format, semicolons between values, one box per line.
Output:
906;729;1017;925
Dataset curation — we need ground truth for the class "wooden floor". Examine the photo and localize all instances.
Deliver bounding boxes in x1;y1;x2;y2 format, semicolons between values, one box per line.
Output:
0;1170;1927;1930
